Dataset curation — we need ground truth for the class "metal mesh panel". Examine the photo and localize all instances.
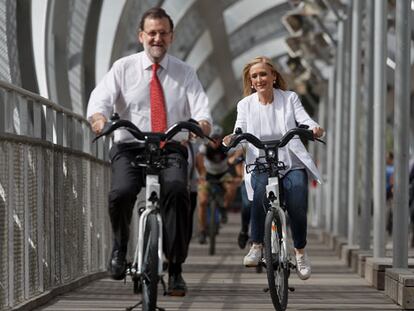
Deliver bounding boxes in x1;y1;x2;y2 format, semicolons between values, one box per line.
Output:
103;166;111;269
27;145;40;297
73;155;86;278
82;159;90;273
62;153;70;282
90;161;103;272
0;141;9;309
66;153;85;280
12;143;25;304
42;148;52;291
53;150;63;286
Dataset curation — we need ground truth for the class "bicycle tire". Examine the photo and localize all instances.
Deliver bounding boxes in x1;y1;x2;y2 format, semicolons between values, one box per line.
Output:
264;209;288;311
141;213;159;311
208;201;217;256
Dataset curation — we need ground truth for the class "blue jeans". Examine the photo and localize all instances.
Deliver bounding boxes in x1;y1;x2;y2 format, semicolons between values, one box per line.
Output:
251;169;308;249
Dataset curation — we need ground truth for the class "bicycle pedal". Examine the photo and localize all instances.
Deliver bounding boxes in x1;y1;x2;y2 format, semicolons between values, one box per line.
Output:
244;264;259;268
288;286;295;292
263;287;269;293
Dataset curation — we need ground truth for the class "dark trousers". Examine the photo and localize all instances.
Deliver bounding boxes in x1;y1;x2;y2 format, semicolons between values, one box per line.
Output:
240;181;252;233
108;142;190;270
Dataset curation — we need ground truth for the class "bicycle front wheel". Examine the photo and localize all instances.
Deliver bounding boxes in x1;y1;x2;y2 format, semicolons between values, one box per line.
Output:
141;213;159;311
264;209;288;311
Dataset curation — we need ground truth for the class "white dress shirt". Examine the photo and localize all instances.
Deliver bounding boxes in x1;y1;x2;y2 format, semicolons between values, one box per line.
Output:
87;51;212;143
234;89;321;200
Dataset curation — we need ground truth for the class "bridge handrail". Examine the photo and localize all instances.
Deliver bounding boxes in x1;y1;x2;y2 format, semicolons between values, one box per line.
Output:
0;80;110;161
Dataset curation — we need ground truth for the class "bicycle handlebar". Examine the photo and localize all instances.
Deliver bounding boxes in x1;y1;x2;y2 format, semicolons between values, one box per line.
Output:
222;126;325;153
92;113;212;143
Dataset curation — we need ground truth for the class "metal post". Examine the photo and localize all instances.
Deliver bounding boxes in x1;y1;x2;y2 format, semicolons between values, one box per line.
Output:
340;3;352;238
347;0;362;246
359;0;375;250
392;0;411;269
333;19;345;236
372;0;387;258
317;90;327;228
325;67;336;233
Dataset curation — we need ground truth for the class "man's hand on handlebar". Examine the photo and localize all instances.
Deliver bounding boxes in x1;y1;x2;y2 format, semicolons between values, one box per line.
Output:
188;120;211;140
198;120;212;137
90;113;107;134
312;127;325;139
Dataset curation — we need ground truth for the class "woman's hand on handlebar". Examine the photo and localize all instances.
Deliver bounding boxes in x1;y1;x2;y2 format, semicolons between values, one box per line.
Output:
90;113;107;134
312;126;325;139
199;120;212;136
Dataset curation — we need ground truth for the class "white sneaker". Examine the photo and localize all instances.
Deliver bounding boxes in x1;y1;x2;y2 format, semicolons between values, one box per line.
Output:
243;244;262;267
296;252;311;280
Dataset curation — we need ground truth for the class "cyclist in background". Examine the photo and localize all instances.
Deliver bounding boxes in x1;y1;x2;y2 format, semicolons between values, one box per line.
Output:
232;149;252;249
196;125;239;244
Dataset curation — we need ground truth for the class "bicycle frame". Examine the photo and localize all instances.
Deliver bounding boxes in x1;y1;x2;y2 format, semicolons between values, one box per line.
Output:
93;115;213;311
134;174;164;276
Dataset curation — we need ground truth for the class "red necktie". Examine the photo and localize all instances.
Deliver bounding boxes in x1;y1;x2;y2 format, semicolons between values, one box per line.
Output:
150;63;167;133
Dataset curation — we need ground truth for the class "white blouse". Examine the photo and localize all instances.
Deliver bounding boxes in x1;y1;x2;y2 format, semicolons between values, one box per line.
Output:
234;89;321;200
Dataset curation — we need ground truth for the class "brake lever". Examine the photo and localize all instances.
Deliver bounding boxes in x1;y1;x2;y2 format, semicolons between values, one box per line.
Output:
315;138;326;145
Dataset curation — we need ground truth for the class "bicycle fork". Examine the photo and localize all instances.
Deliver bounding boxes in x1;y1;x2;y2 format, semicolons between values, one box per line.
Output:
134;174;164;276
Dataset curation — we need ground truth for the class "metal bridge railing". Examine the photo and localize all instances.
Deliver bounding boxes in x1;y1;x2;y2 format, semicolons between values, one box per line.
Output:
0;81;112;310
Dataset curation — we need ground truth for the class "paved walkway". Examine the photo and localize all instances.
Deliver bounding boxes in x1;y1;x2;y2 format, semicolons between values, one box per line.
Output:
36;212;401;311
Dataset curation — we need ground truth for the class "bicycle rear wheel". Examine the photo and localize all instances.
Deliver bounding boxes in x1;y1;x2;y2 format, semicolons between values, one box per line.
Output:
141;213;159;311
208;201;218;256
264;209;288;311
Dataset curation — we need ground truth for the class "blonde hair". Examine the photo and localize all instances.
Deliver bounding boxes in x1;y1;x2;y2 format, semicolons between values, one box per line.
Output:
242;56;287;97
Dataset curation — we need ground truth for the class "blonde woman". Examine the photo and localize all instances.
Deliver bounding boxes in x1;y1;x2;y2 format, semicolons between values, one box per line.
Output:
224;57;324;280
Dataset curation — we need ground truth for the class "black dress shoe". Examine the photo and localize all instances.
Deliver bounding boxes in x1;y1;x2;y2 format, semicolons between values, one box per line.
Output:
167;273;187;297
109;250;126;280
